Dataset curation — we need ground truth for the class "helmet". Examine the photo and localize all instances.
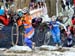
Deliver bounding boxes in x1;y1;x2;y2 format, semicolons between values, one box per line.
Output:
17;9;22;12
17;9;23;17
22;7;29;14
10;4;15;8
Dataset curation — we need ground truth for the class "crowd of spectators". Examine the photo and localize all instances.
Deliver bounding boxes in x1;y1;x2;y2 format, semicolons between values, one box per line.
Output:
29;1;46;11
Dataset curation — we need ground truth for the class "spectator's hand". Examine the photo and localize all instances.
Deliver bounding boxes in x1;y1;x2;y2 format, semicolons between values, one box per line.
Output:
66;31;70;35
49;25;52;30
7;15;10;18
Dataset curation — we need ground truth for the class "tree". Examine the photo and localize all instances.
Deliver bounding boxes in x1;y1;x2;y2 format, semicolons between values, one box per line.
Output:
45;0;56;17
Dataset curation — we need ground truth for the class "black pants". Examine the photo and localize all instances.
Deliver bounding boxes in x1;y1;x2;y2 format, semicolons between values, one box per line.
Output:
66;2;69;9
74;7;75;14
62;4;65;11
66;38;73;47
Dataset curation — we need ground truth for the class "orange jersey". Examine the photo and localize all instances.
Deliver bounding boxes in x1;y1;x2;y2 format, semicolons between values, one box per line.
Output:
23;14;32;25
17;19;22;26
17;14;32;27
17;14;34;38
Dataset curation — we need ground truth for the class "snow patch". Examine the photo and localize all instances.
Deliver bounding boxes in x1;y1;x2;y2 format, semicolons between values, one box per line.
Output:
9;45;32;52
40;45;58;50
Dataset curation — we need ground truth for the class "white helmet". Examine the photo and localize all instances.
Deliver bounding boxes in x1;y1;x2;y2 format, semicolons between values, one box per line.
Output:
10;4;15;8
17;9;22;12
22;7;29;13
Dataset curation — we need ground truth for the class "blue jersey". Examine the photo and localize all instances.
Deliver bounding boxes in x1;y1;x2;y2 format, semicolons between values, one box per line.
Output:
0;9;5;15
50;21;60;34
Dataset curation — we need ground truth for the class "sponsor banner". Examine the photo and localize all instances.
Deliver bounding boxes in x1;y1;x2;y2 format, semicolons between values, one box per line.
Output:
30;8;43;18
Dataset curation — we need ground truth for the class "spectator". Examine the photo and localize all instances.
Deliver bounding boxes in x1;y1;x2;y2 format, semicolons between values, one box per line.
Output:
56;16;63;23
71;15;75;25
66;0;70;9
34;3;38;9
0;5;9;26
74;0;75;6
37;2;42;8
32;17;42;28
61;0;66;11
0;6;5;15
42;2;48;15
40;2;44;8
73;0;75;14
29;2;35;11
66;25;73;47
70;0;73;6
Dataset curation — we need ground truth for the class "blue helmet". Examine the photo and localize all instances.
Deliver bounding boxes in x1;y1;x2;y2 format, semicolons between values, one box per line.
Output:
17;9;23;17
